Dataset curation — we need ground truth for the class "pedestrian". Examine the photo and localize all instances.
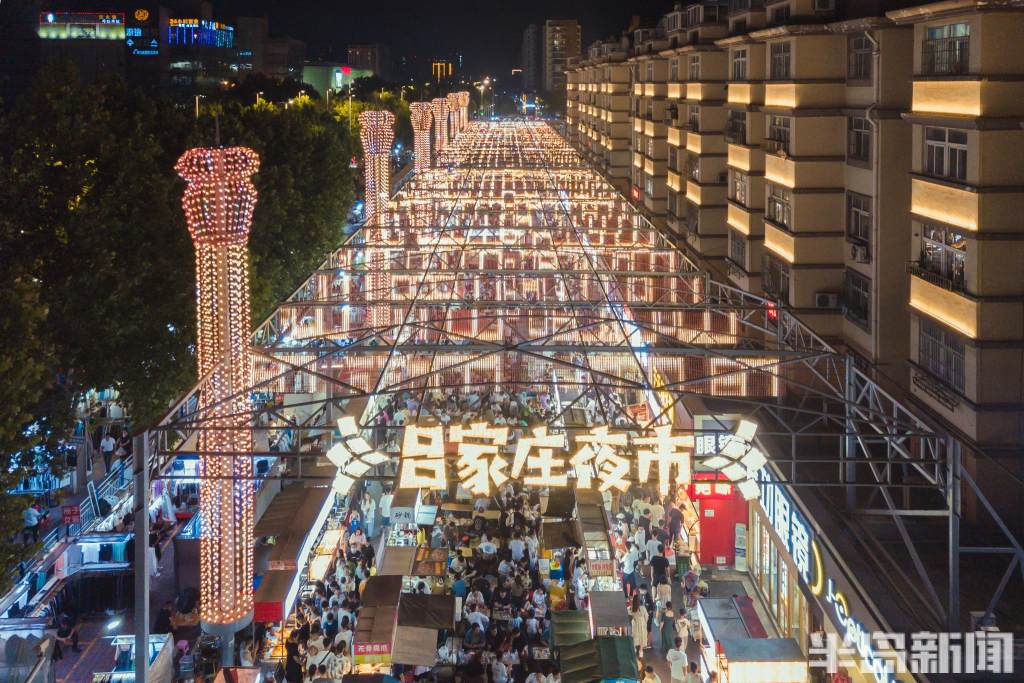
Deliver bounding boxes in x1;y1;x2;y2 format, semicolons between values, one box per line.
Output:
666;637;688;683
620;541;639;597
630;596;648;657
361;491;377;539
684;661;701;683
642;664;662;683
99;431;116;473
660;602;679;654
22;503;43;544
379;486;393;529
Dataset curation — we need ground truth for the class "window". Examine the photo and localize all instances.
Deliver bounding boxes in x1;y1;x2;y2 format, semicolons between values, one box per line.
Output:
729;229;747;267
763;254;791;301
848;35;873;80
687;105;700;130
645;61;654;81
668;146;678;172
766;183;792;227
847;117;871;163
686;153;700;182
772;6;791;26
644;173;654;197
920;223;966;291
844;269;871;329
670;58;679;81
770;42;792;80
919;319;966;392
729;170;748;205
688;55;701;81
847;192;872;243
922;23;969;75
766;115;791;155
667;188;678;218
727;109;747;143
924;127;967;181
731;48;748;81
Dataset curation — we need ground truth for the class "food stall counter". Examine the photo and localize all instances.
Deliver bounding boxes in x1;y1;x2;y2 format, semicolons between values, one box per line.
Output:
715;638;807;683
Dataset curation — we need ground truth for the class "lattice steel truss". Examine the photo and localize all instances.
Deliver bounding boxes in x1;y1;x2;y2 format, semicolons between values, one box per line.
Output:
148;120;1021;637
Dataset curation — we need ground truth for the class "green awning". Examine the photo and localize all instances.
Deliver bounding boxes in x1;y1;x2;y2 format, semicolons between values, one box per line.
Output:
550;609;590;647
559;636;638;683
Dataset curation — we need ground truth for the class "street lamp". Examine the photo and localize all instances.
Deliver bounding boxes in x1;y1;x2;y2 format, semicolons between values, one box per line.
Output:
194;94;205;120
255;91;264;106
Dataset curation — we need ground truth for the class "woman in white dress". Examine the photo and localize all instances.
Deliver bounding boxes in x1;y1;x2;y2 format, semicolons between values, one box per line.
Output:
630;595;649;656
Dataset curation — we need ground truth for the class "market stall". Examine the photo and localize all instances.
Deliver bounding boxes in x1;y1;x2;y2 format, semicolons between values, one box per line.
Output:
714;638;807;683
91;633;173;683
353;576;404;673
587;591;630;637
695;597;757;683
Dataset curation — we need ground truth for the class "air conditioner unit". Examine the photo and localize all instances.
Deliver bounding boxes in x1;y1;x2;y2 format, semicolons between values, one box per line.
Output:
815;292;840;309
850;244;871;263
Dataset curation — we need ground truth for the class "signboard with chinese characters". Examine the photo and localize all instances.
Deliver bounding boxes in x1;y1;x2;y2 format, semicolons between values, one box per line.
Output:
397;423;694;497
38;12;125;40
61;505;80;525
353;642;392;665
126;7;159;58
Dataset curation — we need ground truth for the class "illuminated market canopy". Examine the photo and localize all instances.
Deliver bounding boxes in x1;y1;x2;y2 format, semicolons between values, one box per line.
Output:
148;117;1018;639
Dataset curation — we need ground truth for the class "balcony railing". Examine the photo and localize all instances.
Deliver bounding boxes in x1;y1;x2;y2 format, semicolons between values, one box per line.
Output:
921;36;970;76
907;261;965;293
764;138;790;156
724;122;747;144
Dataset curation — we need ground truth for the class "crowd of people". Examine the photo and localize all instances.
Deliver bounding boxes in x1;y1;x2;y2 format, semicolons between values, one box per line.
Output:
246;474;710;683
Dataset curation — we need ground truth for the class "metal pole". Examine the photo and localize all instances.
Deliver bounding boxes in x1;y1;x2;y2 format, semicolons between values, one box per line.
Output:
843;355;857;510
948;438;961;632
133;434;151;682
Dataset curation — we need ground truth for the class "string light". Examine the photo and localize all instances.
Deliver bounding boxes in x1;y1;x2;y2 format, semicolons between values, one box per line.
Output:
430;97;449;162
446;92;461;139
409;101;433;173
457;91;470;130
176;146;260;628
358;110;396;224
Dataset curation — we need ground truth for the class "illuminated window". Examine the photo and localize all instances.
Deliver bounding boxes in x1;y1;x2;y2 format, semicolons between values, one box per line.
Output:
763;253;791;301
731;48;748;81
846;192;872;244
922;22;969;75
728;170;748;206
848;35;873;80
670;58;679;81
843;269;871;330
919;319;966;392
688;104;700;131
766;115;791;155
924;127;967;182
766;183;791;228
847;116;871;163
769;41;791;80
920;224;966;291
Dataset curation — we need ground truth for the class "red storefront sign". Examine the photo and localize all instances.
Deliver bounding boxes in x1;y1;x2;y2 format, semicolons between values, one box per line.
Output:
61;505;81;525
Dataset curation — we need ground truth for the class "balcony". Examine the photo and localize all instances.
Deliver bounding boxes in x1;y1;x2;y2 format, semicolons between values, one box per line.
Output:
765;154;843;189
667;126;684;147
724;122;747;145
910;178;977;232
764;82;845;109
727;201;761;235
727;144;761;172
921;36;969;76
906;261;964;294
912;78;1024;118
763;138;790;157
909;272;978;338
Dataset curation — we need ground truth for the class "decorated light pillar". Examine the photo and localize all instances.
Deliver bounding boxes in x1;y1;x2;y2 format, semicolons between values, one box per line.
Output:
409;102;433;174
358;110;396;224
430;97;449;163
176;146;259;657
446;92;461;139
458;91;471;129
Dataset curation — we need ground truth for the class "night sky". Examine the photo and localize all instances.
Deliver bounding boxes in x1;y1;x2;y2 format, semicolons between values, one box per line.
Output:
217;0;672;79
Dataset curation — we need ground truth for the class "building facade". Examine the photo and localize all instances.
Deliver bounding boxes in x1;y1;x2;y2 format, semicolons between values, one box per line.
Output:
348;43;391;81
567;0;1024;487
542;19;581;93
522;24;540;92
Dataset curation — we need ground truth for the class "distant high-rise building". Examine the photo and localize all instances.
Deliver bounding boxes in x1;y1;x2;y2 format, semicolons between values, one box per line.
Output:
521;24;539;92
347;43;391;81
431;59;454;84
542;19;580;92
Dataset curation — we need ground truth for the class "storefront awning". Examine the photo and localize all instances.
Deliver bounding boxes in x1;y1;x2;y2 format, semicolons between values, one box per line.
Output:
542;489;576;518
361;575;403;606
398;594;455;630
378;545;416;576
542;520;580;549
390;625;438;666
254;483;330;538
559;635;638;683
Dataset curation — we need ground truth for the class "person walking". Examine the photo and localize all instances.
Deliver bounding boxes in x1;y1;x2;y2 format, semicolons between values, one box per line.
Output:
22;503;43;544
666;637;688;683
659;601;679;653
630;596;649;657
99;431;116;473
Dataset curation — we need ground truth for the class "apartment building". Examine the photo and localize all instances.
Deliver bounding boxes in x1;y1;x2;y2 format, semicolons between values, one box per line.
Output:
887;1;1024;457
542;19;581;93
569;0;918;369
628;27;671;226
565;37;633;194
569;0;1024;458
